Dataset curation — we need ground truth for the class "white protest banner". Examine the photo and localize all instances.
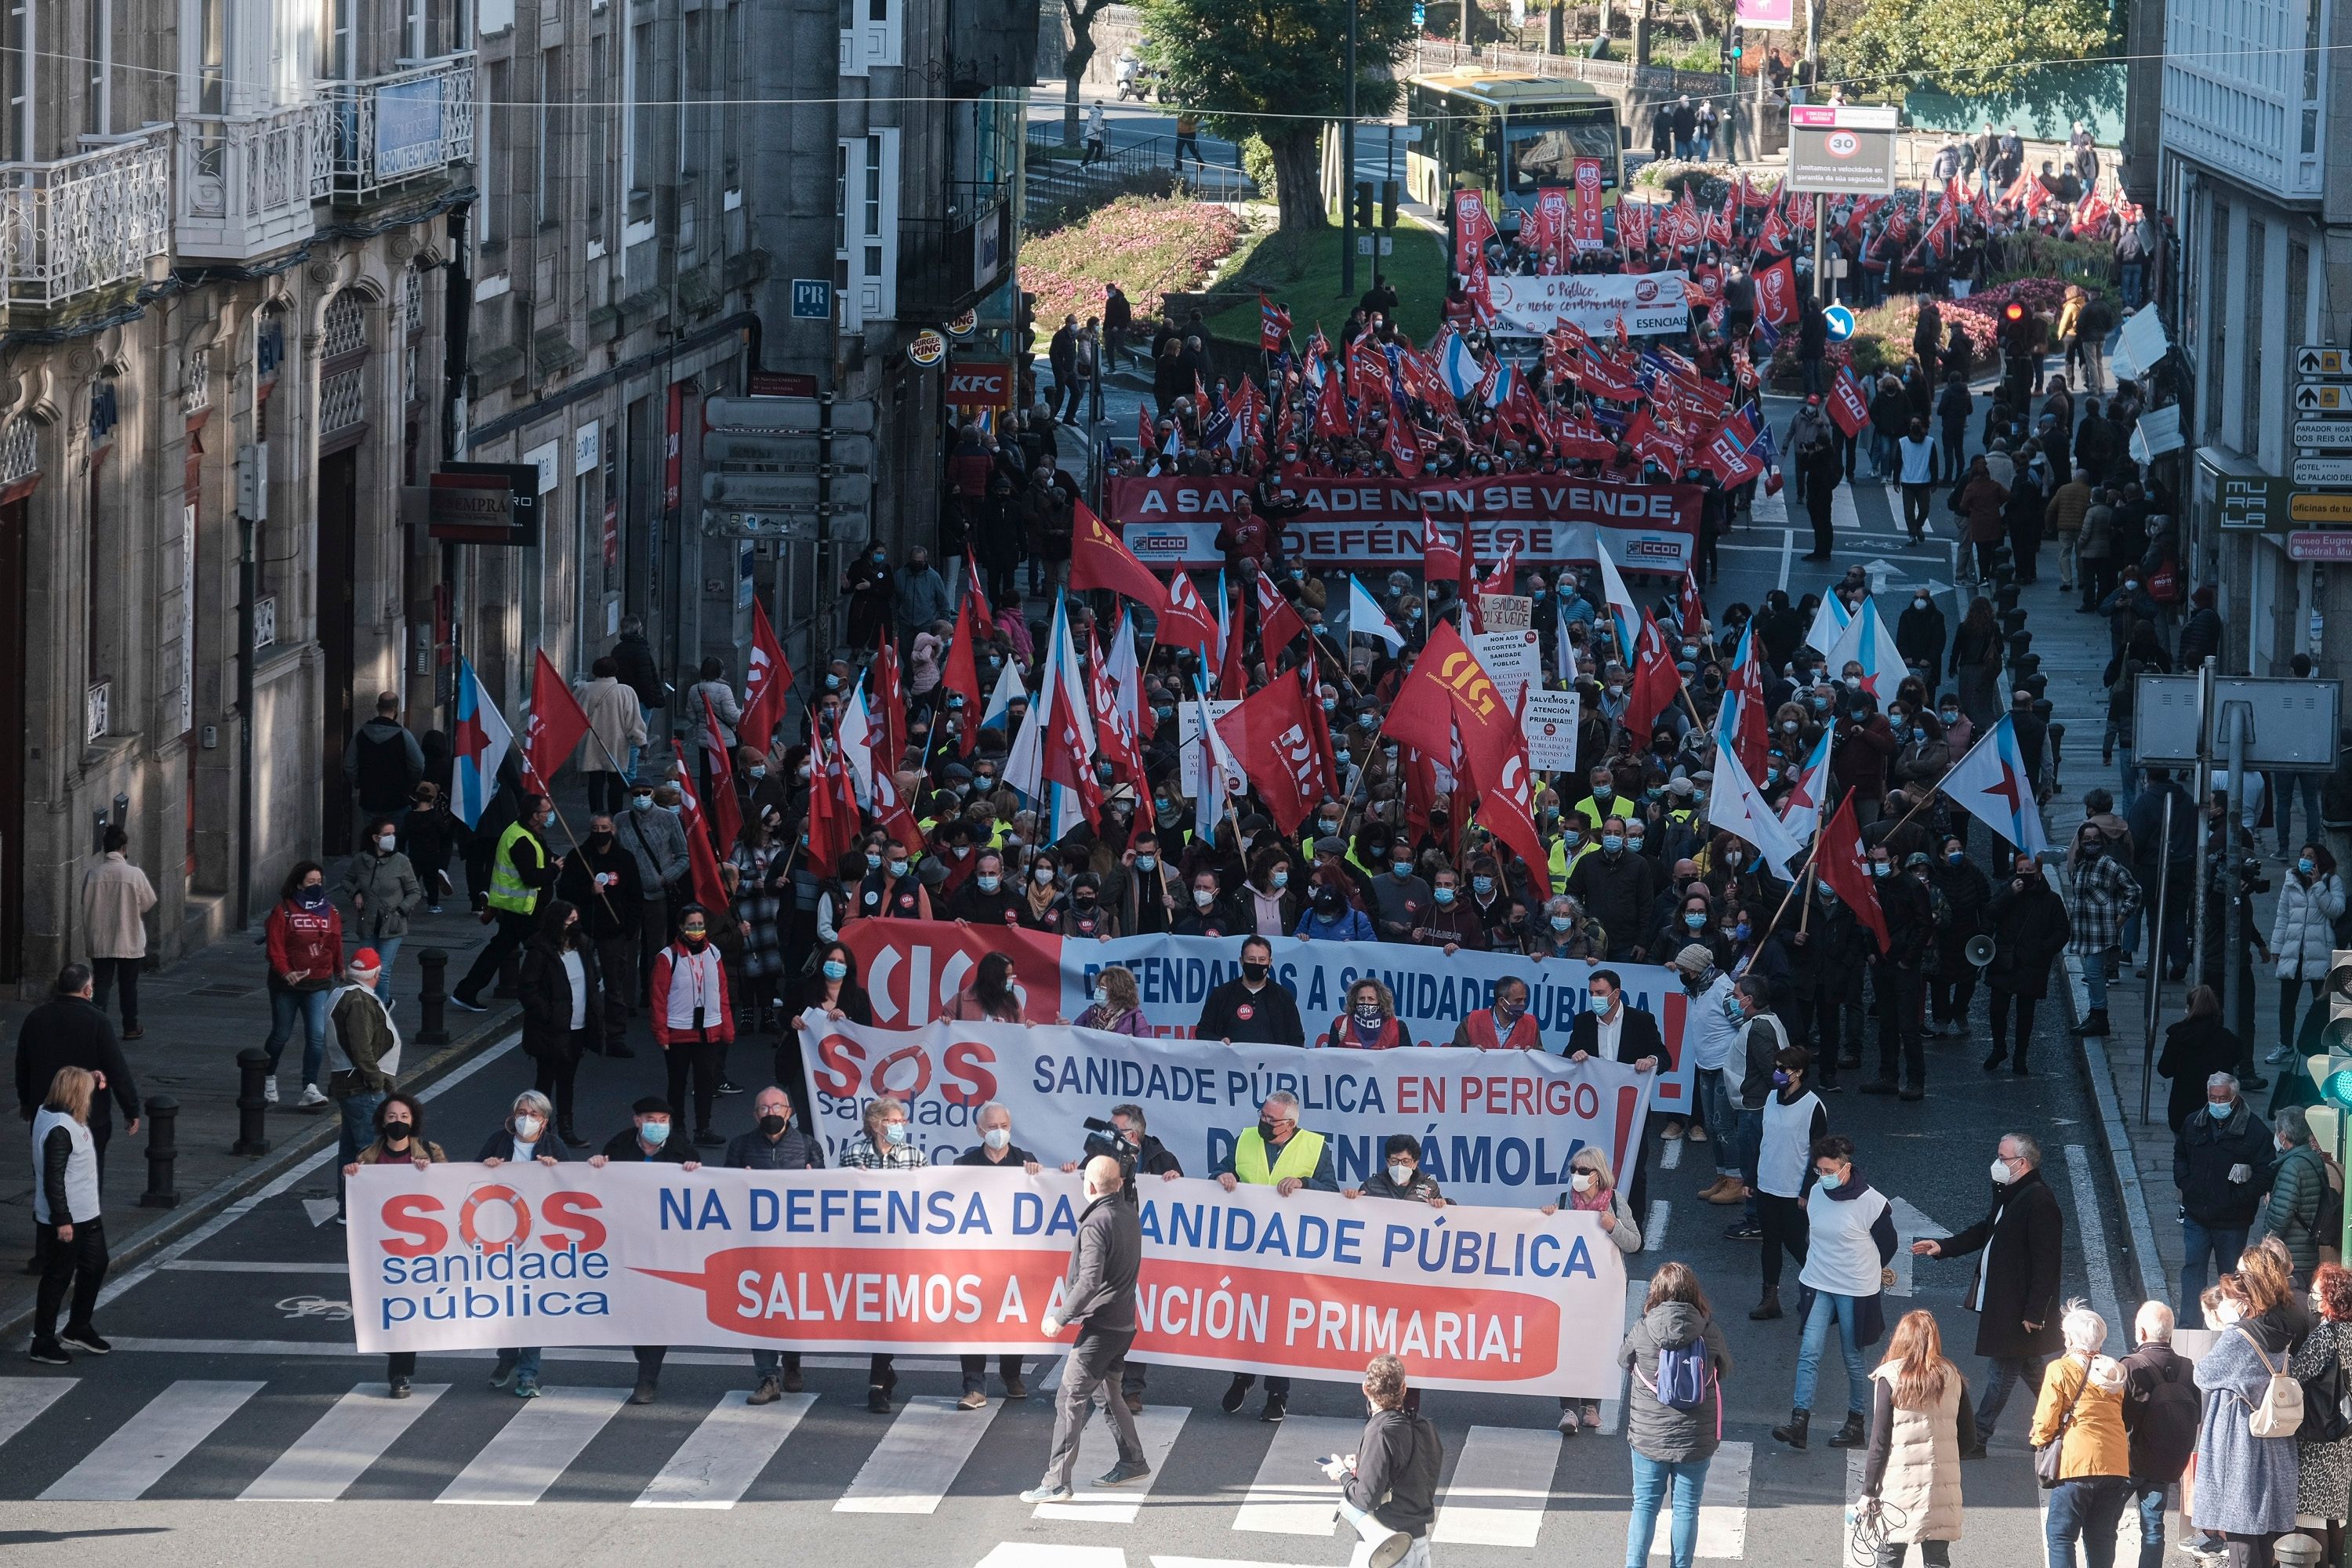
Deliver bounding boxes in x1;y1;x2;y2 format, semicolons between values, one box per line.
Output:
837;923;1701;1125
799;1011;1654;1207
1177;698;1242;779
1482;270;1693;339
1523;688;1584;772
347;1163;1626;1397
1478;593;1533;631
1468;626;1541;712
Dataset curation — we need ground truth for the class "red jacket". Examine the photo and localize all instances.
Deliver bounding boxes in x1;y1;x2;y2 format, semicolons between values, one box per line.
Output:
266;899;343;991
651;942;734;1046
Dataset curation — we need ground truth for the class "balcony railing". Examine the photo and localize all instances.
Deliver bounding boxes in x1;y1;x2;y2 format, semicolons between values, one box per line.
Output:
898;180;1014;323
176;101;333;262
325;54;475;201
0;128;172;314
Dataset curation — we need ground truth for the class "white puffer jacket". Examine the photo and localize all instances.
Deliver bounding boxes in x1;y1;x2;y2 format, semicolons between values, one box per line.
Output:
2268;869;2346;981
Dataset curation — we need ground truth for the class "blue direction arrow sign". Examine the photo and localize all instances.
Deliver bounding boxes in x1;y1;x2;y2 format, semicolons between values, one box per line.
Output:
1824;304;1856;342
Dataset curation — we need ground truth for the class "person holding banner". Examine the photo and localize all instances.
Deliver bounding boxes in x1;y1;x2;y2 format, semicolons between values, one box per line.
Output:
726;1085;824;1403
477;1089;565;1400
839;1096;926;1411
1214;1089;1336;1421
1543;1147;1644;1436
1321;978;1416;1051
342;1091;442;1398
1021;1154;1149;1503
953;1104;1044;1410
590;1097;700;1403
1450;975;1544;1051
1076;967;1149;1036
1196;936;1305;1046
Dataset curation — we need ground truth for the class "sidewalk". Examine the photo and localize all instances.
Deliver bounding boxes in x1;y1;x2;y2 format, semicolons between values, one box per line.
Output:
0;869;524;1335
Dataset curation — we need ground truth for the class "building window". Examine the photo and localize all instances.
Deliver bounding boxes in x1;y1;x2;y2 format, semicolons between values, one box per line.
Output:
85;0;108;135
2289;240;2311;374
5;0;31;162
485;59;511;245
2243;219;2265;455
198;0;224;114
630;21;655;196
186;347;211;412
324;291;367;358
535;47;555;228
2206;201;2229;440
587;33;608;230
862;132;881;281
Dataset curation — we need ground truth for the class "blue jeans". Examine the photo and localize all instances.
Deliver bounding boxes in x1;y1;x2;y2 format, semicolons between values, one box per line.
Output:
2081;947;2109;1011
1625;1450;1711;1568
1694;1069;1740;1177
2271;771;2325;855
368;936;402;1011
1976;1353;2047;1440
265;987;332;1087
494;1347;545;1386
336;1091;387;1218
2132;1485;2168;1568
2180;1219;2249;1329
2045;1475;2131;1568
1795;1289;1869;1416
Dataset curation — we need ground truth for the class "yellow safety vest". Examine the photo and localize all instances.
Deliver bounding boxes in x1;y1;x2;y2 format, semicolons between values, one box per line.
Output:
1233;1127;1327;1186
488;822;544;915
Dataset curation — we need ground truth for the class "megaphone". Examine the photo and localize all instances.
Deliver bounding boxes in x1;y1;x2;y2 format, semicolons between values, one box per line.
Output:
1965;935;1997;968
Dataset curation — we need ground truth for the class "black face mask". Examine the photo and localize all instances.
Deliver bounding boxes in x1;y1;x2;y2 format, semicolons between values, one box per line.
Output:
1257;1117;1283;1143
383;1120;412;1140
588;831;615;851
1241;960;1270;984
758;1113;789;1137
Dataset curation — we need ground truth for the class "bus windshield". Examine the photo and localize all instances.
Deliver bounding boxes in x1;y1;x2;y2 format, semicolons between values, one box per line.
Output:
1504;114;1619;194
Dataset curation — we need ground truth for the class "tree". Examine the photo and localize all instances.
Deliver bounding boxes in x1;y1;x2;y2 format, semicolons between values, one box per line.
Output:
1058;0;1123;146
1837;0;2118;96
1134;0;1417;232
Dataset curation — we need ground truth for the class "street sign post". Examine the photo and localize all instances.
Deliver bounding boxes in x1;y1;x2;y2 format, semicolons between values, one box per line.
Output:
2294;421;2352;450
2299;346;2352;379
701;394;875;543
2132;673;2343;769
2219;474;2352;529
2299;383;2352;414
2298;456;2352;486
1824;304;1856;342
789;279;833;319
1785;104;1899;195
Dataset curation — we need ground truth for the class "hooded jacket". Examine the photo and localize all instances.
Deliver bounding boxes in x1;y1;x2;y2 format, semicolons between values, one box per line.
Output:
1617;1301;1732;1461
2028;1351;2131;1479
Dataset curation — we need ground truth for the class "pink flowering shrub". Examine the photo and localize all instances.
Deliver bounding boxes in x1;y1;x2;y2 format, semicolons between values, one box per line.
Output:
1021;197;1246;329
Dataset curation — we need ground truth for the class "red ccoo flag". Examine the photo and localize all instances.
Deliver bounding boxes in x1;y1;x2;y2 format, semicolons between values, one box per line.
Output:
1817;792;1889;953
1622;610;1686;741
740;598;794;753
1069;499;1175;616
524;648;593;792
1159;568;1220;652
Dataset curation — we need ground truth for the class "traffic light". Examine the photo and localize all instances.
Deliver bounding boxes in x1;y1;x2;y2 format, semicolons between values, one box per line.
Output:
2324;950;2352;1092
1353;182;1374;230
2002;301;2026;324
1380;180;1399;228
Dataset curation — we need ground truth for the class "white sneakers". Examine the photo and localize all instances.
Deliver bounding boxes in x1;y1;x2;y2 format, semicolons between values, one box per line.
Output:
298;1082;328;1109
263;1076;280;1105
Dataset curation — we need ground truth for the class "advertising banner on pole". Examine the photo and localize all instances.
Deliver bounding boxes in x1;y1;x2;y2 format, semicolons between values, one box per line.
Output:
347;1163;1628;1396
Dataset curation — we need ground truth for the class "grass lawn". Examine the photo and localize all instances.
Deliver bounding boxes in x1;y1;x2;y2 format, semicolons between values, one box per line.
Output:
1200;220;1447;344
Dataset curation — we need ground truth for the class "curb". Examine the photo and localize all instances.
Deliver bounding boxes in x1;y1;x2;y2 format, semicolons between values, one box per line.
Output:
0;1002;521;1346
2058;935;2172;1309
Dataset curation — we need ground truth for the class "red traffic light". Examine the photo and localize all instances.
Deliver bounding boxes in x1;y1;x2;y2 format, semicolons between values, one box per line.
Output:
2003;302;2025;321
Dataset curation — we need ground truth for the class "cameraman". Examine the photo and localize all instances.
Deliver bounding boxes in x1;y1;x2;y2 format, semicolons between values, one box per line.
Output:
1060;1102;1181;1412
955;1103;1044;1410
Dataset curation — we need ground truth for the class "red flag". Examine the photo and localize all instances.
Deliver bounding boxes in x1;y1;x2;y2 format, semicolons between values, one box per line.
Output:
1623;407;1683;471
1312;363;1350;439
672;746;734;916
1570;158;1605;249
869;635;909;777
1421;503;1462;594
1678;571;1706;643
1451;188;1497;272
1040;675;1102;830
1754;256;1798;327
1069;499;1176;616
1217;578;1250;694
869;758;924;855
1382;397;1425;477
1476;537;1520;599
523;648;593;791
1817;793;1890;953
1617;197;1652;254
1726;637;1769;782
1214;672;1327;837
1259;294;1293;351
1254;571;1307;657
1300;663;1338;807
1828;365;1872;438
1159;568;1220;651
700;693;744;853
740;600;793;752
1136;401;1155;455
1347;335;1388;405
1622;611;1685;739
964;555;997;642
940;593;985;755
1086;629;1153;829
1577;350;1642;403
1756;206;1791;256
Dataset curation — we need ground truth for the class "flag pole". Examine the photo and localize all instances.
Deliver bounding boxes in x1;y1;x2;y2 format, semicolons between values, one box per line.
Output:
1741;832;1824;974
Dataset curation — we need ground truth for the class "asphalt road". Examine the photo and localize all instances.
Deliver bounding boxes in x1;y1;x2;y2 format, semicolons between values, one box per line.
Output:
0;463;2145;1563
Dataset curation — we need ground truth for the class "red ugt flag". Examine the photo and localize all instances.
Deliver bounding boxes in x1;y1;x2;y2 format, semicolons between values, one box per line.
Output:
1754;256;1798;327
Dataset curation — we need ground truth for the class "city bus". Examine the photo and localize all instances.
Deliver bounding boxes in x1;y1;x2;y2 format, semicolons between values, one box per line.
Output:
1403;70;1628;237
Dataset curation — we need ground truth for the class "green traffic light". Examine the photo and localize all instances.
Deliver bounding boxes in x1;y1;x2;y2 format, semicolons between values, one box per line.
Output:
2327;1067;2352;1109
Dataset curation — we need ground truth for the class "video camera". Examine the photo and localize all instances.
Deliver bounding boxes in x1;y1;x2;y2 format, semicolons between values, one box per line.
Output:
1082;1116;1142;1198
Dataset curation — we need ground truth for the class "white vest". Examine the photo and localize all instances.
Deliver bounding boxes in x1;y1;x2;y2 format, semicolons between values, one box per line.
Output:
326;985;403;1080
663;945;726;1035
31;1109;100;1225
1759;1089;1820;1199
1799;1181;1891;1298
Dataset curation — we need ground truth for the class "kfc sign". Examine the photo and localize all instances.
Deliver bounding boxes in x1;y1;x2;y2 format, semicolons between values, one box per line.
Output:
946;359;1014;412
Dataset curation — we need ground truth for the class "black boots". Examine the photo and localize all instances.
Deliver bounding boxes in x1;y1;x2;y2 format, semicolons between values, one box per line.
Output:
1772;1408;1809;1449
2071;1010;2111;1037
1827;1411;1868;1448
1750;1287;1782;1321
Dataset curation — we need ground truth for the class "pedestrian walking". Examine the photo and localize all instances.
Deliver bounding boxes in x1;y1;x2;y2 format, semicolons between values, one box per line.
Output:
327;949;403;1221
342;690;425;841
2174;1073;2277;1327
78;826;154;1038
336;818;423;1009
1856;1309;1972;1567
517;899;605;1148
2261;1107;2332;1283
2267;844;2345;1061
26;1065;112;1366
554;813;644;1051
342;1091;441;1396
1749;1044;1825;1323
587;1096;701;1404
1911;1132;2064;1452
262;861;342;1107
2030;1303;2134;1568
12;964;140;1206
2066;823;2143;1040
2121;1301;2201;1568
1319;1354;1441;1568
618;782;691;1000
652;904;733;1149
575;656;648;814
1619;1262;1733;1568
452;791;561;1012
1019;1154;1151;1503
2190;1272;2301;1566
477;1089;564;1399
1774;1134;1897;1450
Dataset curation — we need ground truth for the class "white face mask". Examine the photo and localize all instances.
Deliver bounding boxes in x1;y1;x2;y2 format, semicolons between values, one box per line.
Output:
2212;1298;2245;1327
982;1127;1010;1151
1990;1156;2016;1185
514;1114;543;1142
1387;1163;1415;1187
1571;1171;1598;1194
376;834;397;853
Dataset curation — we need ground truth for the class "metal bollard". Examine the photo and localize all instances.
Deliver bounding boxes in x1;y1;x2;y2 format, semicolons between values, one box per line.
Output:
416;947;450;1046
231;1047;271;1156
139;1095;180;1207
495;946;521;1000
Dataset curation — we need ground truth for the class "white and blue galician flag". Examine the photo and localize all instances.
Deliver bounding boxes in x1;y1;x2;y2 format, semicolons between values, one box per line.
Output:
1440;329;1485;399
1824;595;1909;699
452;659;514;829
1778;724;1835;843
1593;544;1642;662
1942;714;2051;854
1347;575;1405;648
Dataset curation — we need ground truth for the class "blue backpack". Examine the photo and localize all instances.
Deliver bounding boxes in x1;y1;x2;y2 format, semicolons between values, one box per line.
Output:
1639;1338;1713;1414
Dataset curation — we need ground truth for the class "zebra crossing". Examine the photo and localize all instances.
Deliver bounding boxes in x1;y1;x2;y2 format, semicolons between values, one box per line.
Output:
6;1367;1797;1546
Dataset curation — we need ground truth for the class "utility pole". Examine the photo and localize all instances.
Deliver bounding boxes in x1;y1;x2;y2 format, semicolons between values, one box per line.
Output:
1342;0;1358;297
